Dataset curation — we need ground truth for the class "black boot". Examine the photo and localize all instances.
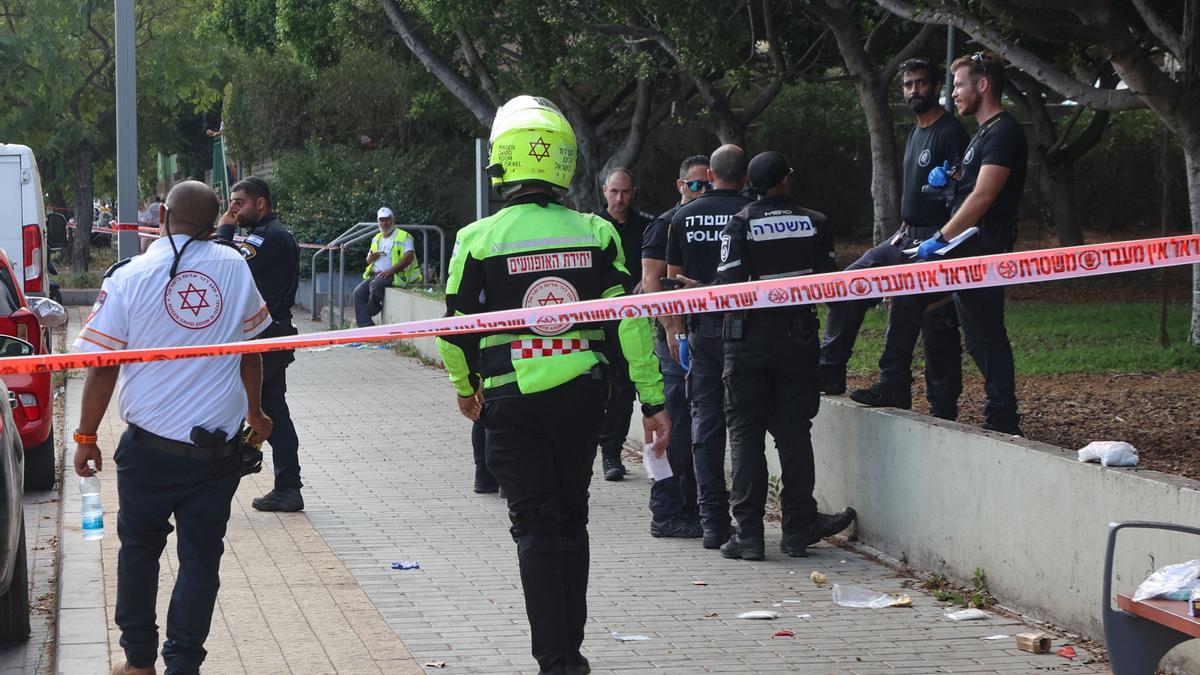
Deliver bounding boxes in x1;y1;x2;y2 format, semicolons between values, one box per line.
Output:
779;534;808;558
602;456;626;481
848;383;912;410
818;364;847;395
474;465;499;493
719;533;765;560
806;508;857;546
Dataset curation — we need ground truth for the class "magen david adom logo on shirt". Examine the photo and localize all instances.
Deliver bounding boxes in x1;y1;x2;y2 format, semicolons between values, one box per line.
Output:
164;271;224;329
523;276;577;336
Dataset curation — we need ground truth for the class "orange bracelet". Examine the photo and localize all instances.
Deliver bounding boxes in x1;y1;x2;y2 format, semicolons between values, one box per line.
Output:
73;431;98;445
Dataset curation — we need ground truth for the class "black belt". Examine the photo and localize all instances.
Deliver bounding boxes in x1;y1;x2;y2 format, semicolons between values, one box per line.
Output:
128;424;238;460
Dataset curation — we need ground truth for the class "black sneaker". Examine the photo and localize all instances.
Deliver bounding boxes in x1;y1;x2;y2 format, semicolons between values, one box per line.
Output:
252;488;304;512
848;383;912;409
650;515;703;538
983;421;1024;436
929;408;958;422
779;535;808;558
702;526;730;550
807;507;856;546
720;533;765;560
818;364;847;395
473;466;499;493
602;456;626;481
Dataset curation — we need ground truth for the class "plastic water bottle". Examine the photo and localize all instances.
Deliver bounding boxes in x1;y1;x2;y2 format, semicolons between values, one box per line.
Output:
80;461;103;541
676;333;690;372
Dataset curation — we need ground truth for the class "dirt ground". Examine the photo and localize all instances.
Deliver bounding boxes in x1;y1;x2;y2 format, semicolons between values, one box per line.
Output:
845;371;1200;480
839;228;1200;482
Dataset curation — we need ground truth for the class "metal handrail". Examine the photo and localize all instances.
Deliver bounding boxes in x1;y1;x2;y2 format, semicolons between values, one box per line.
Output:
309;222;448;327
309;222;376;321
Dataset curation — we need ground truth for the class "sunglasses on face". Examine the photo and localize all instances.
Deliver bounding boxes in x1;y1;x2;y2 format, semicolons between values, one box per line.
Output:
684;179;712;192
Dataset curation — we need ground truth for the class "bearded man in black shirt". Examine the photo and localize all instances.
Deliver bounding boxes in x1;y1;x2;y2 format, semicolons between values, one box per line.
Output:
913;51;1027;435
820;58;968;421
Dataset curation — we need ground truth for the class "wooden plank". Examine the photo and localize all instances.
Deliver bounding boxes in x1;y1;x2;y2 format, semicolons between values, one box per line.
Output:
1117;593;1200;638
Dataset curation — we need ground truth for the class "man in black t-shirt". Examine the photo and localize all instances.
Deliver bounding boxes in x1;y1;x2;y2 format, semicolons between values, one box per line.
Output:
594;168;654;482
913;51;1027;435
638;154;710;539
824;58;968;420
666;145;751;550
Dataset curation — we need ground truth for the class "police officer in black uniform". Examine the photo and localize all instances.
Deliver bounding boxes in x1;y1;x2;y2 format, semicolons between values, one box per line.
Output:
217;176;304;511
638;155;710;538
666;144;751;549
820;58;968;420
714;152;857;560
914;51;1027;435
594;168;654;481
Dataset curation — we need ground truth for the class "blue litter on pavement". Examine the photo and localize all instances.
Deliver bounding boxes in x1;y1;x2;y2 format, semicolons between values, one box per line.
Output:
391;561;421;570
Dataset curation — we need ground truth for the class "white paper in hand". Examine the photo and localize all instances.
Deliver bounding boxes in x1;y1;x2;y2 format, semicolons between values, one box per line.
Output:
642;442;673;481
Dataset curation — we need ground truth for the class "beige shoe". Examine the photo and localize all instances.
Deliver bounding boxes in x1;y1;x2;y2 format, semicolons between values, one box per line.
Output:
111;661;156;675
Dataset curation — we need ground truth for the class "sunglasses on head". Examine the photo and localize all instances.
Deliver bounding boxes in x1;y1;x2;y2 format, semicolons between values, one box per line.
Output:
684;179;712;192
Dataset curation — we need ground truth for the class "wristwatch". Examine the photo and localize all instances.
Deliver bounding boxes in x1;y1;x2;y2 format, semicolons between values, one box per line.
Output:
641;403;665;417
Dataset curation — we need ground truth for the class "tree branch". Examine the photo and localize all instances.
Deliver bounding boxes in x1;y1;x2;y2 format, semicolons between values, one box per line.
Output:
761;0;787;73
376;0;495;128
978;0;1104;44
881;22;937;84
873;0;1144;111
1130;0;1183;58
863;12;891;58
453;24;503;107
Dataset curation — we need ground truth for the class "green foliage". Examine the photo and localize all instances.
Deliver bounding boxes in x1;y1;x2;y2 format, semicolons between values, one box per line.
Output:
222;52;315;164
1076;109;1188;231
832;297;1200;376
752;81;875;237
268;140;464;249
921;569;995;608
200;0;279;53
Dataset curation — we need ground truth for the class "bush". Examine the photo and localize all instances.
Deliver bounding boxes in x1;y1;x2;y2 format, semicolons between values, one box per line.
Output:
269;140;466;277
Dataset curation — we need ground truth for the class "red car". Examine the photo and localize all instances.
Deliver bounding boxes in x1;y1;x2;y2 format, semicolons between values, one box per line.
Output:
0;249;57;491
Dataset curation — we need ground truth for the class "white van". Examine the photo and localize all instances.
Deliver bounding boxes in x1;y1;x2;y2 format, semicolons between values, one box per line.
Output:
0;145;47;296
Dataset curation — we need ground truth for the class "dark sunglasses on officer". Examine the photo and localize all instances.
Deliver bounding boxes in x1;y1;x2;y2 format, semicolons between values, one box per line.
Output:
683;179;712;193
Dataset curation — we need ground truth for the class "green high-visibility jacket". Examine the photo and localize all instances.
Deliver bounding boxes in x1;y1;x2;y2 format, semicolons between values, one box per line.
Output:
363;229;422;287
436;196;664;405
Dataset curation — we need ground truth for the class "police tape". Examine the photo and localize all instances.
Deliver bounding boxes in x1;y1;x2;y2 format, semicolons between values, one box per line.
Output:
6;234;1199;376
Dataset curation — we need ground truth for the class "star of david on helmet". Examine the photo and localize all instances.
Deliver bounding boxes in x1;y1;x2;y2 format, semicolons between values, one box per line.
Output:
485;95;577;198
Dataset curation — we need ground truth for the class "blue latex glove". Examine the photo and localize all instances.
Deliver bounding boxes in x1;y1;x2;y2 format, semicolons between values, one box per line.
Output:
916;233;948;260
928;161;950;188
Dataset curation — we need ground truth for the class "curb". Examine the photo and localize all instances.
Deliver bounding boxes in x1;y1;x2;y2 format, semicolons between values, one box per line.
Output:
53;375;108;675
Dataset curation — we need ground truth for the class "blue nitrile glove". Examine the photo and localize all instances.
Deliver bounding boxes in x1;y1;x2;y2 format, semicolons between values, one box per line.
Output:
928;161;950;188
916;233;948;260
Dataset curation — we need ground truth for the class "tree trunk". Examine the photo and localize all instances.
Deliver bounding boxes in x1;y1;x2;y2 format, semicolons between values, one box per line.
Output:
858;80;901;243
71;143;94;272
1043;160;1084;246
1185;140;1200;345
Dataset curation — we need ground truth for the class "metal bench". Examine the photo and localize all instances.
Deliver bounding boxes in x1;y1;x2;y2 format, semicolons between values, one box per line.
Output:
1103;521;1200;674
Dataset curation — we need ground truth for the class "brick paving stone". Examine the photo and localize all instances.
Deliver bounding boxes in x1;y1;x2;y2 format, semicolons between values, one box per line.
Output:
52;308;421;675
280;325;1109;674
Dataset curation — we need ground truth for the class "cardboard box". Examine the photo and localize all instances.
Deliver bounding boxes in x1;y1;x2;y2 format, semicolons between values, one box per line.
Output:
1015;632;1052;653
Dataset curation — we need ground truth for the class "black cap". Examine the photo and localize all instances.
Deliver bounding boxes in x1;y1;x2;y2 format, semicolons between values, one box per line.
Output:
747;151;792;191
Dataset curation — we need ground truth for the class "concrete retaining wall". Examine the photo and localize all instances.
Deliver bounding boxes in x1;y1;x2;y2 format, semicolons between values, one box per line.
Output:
381;287;1200;667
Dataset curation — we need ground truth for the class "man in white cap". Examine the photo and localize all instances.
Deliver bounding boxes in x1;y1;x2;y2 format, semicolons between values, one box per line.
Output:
353;206;421;326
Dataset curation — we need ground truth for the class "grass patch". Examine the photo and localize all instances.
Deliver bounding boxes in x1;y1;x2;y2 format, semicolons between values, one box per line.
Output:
829;300;1200;376
56;271;103;289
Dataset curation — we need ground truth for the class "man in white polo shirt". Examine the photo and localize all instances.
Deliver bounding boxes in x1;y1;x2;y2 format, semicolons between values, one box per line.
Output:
71;181;273;675
352;206;420;326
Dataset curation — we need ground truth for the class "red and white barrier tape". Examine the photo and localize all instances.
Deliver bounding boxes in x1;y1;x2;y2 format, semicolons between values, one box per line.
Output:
7;234;1198;376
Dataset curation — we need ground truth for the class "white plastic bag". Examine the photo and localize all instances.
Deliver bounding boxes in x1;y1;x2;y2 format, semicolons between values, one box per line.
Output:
1076;441;1138;467
1133;559;1200;602
831;584;896;609
944;608;990;621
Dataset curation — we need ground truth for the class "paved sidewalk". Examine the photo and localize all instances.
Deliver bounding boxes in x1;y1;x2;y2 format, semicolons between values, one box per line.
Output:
52;312;1108;673
56;309;421;674
287;327;1106;674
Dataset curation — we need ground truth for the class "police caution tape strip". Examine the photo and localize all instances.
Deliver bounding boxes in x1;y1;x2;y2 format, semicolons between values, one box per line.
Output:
6;234;1199;376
